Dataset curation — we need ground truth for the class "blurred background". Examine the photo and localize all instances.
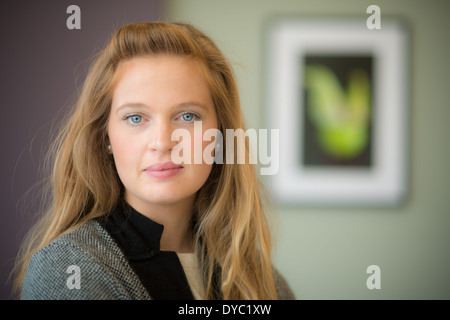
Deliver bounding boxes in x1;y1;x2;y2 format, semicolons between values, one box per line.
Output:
1;0;449;299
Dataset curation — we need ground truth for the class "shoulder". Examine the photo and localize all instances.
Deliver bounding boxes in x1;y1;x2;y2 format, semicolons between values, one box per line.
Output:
22;220;150;300
273;268;296;300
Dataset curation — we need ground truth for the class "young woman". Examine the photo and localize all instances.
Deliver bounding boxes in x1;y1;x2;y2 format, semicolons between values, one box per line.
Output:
14;22;294;300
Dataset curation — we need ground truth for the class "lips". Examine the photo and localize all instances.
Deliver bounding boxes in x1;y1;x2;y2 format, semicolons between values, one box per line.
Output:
144;161;184;179
145;161;184;172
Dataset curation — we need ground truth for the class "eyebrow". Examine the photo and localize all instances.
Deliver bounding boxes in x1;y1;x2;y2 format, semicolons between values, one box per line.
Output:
115;103;146;114
115;101;209;114
175;101;209;111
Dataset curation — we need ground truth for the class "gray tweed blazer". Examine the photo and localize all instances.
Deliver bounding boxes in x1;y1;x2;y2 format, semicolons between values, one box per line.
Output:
22;220;295;300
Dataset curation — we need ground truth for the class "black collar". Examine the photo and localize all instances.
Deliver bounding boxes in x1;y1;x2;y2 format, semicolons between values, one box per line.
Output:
102;201;164;260
97;201;195;300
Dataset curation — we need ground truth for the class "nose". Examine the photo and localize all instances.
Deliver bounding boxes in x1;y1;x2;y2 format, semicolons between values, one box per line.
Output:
148;119;177;153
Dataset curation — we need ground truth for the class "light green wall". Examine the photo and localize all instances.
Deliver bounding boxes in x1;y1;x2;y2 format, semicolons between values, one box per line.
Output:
166;0;450;299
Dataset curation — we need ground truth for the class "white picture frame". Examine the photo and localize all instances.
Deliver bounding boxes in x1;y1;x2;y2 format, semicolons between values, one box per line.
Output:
265;18;409;206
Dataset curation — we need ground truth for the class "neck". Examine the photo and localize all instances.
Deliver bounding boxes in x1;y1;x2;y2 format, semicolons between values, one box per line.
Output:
125;193;196;253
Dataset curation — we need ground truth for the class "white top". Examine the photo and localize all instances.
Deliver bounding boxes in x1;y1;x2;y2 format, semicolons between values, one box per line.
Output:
177;253;205;300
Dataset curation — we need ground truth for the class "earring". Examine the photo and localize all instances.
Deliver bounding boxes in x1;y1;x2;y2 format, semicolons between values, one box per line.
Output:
107;144;112;152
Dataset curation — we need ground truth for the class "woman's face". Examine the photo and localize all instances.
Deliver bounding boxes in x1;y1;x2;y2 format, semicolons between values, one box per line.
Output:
108;55;217;210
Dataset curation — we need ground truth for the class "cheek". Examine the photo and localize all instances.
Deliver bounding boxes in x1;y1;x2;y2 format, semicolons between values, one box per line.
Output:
185;163;213;191
184;128;215;186
110;139;131;182
195;119;219;160
108;125;141;174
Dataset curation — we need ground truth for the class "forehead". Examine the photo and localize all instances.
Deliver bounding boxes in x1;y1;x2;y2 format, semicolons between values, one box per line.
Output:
110;55;213;108
112;55;207;88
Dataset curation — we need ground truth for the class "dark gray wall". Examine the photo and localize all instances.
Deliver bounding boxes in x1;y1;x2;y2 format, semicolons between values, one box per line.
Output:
0;0;164;299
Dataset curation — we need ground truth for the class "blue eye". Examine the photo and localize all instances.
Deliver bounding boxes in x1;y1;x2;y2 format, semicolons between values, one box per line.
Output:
182;113;194;121
126;114;142;125
181;112;198;122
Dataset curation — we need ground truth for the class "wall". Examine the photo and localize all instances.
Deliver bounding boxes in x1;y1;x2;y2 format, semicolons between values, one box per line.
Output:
167;0;450;299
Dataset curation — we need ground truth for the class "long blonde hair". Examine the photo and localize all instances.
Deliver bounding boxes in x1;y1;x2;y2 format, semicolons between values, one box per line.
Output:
14;22;277;300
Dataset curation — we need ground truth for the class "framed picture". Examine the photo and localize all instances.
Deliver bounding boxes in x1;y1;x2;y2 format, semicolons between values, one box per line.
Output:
265;18;409;206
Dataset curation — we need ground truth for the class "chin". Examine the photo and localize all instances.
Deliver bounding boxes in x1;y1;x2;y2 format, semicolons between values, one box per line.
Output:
145;192;195;206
